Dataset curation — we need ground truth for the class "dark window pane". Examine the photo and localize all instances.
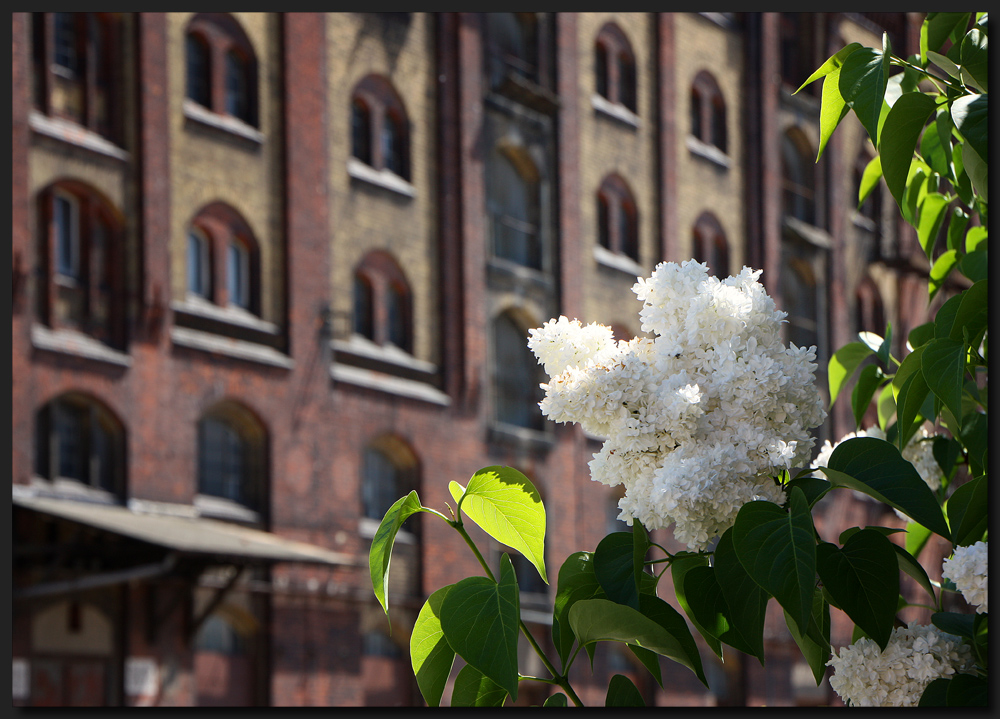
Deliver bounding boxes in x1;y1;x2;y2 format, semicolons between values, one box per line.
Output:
387;284;408;351
186;34;211;107
53;13;78;72
225;51;249;122
352;275;374;340
54;194;78;278
489;154;540;269
597;194;610;249
351;100;371;165
619;54;636;111
711;100;727;153
690;89;702;140
494;315;544;430
362;449;398;520
54;402;86;481
620;204;638;261
199;417;245;504
595;44;609;98
196;615;245;655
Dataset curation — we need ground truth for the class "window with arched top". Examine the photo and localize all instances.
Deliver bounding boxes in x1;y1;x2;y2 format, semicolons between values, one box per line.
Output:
596;174;639;262
34;393;125;499
184;13;258;127
31;13;124;143
185;203;260;315
349;75;410;181
488;148;542;269
691;211;730;279
855;275;886;337
197;402;267;518
780;13;817;94
492;311;546;431
487;12;539;86
595;23;637;113
690;71;727;154
782;130;816;225
351;251;413;353
36;181;125;348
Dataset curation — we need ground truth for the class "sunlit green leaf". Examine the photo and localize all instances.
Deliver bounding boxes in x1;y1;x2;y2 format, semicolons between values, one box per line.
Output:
961;139;988;203
839;47;890;145
916;192;949;259
878;93;939;210
926;50;961;80
947;280;988;344
857;155;883;209
795;43;863;94
449;466;547;585
964;226;987;254
922;13;972;61
450;664;507;707
828;342;874;407
371;490;427;616
851;364;883;429
411;586;456;707
818;67;850;161
959;28;988;92
905;520;933;558
877;383;896;431
951;94;988;171
920;114;952;179
946;207;970;252
816;530;899;650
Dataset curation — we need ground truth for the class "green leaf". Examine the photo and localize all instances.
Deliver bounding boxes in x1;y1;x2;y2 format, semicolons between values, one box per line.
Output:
783;589;830;686
816;530;899;650
732;489;816;635
568;597;707;686
951;142;974;205
946;207;971;252
878;92;939;210
959;248;987;283
905;520;933;558
877;383;896;431
839;47;890;146
851;364;883;429
542;693;567;707
919;677;951;706
817;66;850;160
449;466;547;584
606;674;645;706
670;554;722;657
962;138;988;203
922;13;972;60
951;94;988;174
902;162;930;226
828;342;874;406
552;551;603;670
440;554;520;701
945;673;988;706
908;322;936;349
795;43;863;94
450;664;507;707
823;437;951;539
893;544;937;601
594;532;641;610
945;475;987;546
948;280;988;343
857;155;883;209
965;226;987;254
933;293;964;339
635;593;707;686
838;526;906;543
959;28;988;92
932;611;975;640
626;644;663;688
921;338;966;430
411;585;457;707
926;50;961;80
916;192;949;259
785;476;831;508
632;519;650;601
713;529;768;663
895;356;930;448
683;565;758;658
371;491;426;616
920;114;952;179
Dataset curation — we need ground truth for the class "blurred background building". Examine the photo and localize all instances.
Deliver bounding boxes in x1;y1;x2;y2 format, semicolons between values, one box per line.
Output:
12;11;950;707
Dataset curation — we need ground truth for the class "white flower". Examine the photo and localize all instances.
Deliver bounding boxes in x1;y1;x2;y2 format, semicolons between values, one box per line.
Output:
828;622;975;707
530;260;826;550
942;541;988;613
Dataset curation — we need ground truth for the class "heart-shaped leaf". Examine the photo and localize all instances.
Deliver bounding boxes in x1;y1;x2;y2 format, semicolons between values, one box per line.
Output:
878;92;939;209
440;554;520;701
822;437;950;539
945;475;986;546
410;585;456;707
732;488;816;635
594;532;642;610
783;588;830;685
683;564;758;658
712;529;769;663
606;675;645;706
839;47;890;145
816;530;899;650
542;692;567;707
671;554;722;658
551;551;604;670
449;466;547;584
450;664;507;707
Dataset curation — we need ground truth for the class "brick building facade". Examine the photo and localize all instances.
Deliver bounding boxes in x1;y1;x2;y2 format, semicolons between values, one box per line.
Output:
12;12;947;707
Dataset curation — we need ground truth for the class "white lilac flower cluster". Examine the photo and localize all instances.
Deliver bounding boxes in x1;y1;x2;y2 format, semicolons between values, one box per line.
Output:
527;260;826;550
942;541;988;614
811;425;943;520
827;621;975;707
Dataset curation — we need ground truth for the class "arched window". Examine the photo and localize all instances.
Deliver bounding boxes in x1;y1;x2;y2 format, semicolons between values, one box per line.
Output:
351;251;413;354
349;76;410;181
690;71;727;153
31;13;123;143
34;393;125;499
36;181;125;348
855;275;886;337
691;211;730;279
780;13;817;93
184;14;258;128
782;130;816;225
197;402;266;517
493;311;546;431
186;203;260;315
362;630;402;658
360;436;420;535
488;148;541;269
594;23;637;112
187;228;212;299
487;12;538;86
596;174;639;262
186;32;211;108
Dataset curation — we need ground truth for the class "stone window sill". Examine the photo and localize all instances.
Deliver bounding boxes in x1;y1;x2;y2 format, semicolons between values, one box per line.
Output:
173;298;279;336
194;494;261;525
31;324;131;368
183;99;264;145
594;245;644;278
30;111;129;162
171;326;294;370
686;135;731;169
347;157;416;198
330;363;450;406
591;93;640;129
487;423;555;454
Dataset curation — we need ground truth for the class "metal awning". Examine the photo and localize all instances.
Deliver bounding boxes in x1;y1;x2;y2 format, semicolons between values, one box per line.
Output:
12;492;355;567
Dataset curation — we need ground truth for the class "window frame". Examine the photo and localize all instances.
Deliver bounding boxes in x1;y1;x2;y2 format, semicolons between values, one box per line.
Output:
195;403;267;520
491;311;546;432
689;71;727;154
349;76;410;181
691;211;730;279
350;250;414;354
226;239;251;310
596;175;639;262
187;227;212;300
184;13;259;129
594;23;638;113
